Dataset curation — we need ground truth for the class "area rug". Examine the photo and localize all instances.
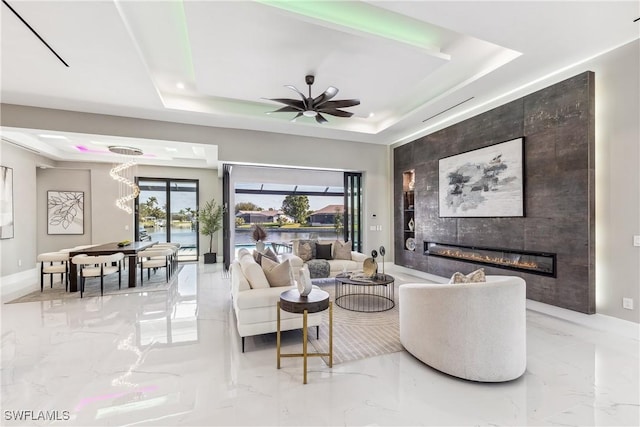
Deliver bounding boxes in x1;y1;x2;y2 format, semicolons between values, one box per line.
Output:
308;280;403;365
6;266;182;303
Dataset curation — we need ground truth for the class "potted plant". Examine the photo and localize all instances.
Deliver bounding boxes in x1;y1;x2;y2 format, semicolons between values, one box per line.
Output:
252;224;268;253
197;198;223;264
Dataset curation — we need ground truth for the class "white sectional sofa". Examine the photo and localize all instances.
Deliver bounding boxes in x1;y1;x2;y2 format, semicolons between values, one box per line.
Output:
279;239;368;278
399;275;526;382
230;249;322;352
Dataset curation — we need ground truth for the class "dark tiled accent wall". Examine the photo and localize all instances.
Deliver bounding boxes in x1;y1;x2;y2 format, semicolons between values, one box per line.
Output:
394;72;595;314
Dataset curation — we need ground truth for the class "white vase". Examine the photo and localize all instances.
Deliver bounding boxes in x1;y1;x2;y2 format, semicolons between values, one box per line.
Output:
408;217;415;231
256;240;265;253
298;265;313;296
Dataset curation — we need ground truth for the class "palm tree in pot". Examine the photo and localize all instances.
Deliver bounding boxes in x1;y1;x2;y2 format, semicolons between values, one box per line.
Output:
197;199;223;263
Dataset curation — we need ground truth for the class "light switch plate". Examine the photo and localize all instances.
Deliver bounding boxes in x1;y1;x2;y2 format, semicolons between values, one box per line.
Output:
623;298;634;310
634;235;640;247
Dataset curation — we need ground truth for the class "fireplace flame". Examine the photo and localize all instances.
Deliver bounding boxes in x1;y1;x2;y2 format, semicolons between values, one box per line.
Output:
433;248;539;270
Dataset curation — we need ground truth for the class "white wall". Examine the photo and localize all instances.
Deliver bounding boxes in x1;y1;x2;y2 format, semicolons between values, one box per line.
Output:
591;40;640;323
0;142;44;277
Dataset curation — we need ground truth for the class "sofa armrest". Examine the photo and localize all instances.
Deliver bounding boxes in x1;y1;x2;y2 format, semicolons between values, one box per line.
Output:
350;251;368;262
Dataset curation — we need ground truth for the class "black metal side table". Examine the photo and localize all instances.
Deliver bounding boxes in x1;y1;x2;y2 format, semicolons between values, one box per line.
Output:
277;288;333;384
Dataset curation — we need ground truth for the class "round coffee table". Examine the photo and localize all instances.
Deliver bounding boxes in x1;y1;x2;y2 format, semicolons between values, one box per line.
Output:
334;273;395;312
277;288;333;384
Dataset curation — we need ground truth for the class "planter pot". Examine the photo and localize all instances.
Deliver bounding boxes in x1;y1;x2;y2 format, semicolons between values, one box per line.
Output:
204;253;217;264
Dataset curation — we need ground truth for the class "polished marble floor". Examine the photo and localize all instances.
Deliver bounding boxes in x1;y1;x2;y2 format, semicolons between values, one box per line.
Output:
1;263;638;426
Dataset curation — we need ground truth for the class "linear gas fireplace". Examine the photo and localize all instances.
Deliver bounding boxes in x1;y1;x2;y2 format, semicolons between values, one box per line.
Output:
424;242;556;277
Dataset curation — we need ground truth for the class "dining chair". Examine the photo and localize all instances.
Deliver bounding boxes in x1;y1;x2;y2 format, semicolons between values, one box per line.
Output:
71;252;125;298
37;252;70;292
137;247;174;285
152;243;180;273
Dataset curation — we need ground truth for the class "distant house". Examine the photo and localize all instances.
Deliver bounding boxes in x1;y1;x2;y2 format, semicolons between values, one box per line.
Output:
236;209;282;224
309;205;344;226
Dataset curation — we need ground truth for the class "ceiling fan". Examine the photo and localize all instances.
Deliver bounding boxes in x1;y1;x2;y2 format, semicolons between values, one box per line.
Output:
265;75;360;124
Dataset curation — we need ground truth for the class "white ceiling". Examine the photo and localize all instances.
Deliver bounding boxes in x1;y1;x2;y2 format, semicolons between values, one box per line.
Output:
1;0;638;167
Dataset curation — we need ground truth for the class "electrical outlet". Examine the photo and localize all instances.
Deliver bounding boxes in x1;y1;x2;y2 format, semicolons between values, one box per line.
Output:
125;224;130;231
18;259;22;267
634;235;640;247
623;297;634;310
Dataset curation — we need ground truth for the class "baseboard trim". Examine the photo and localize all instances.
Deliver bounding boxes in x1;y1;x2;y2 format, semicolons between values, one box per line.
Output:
526;299;639;341
1;268;39;303
392;264;639;341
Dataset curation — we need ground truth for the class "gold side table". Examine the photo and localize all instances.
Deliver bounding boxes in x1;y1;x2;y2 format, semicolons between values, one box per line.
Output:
277;288;333;384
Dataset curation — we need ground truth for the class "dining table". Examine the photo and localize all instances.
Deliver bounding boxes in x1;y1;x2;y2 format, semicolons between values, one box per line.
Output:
67;241;157;292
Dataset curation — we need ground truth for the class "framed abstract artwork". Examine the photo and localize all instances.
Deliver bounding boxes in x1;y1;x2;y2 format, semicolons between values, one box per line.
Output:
439;138;524;218
0;166;14;239
47;191;84;235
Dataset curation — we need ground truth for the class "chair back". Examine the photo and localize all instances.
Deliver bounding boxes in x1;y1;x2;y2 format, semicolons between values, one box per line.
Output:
37;252;69;263
138;248;173;259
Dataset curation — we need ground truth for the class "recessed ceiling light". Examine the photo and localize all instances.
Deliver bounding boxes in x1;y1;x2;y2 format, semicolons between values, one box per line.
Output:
368;112;375;118
39;134;67;140
176;82;185;90
165;147;178;152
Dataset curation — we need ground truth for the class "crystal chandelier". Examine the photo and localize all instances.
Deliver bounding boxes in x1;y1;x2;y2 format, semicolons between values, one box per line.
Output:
108;146;142;214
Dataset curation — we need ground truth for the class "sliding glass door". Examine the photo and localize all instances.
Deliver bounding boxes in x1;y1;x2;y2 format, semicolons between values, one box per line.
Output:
136;178;199;261
344;172;363;253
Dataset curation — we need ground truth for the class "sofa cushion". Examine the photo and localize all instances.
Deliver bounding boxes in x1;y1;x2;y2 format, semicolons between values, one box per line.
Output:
237;248;252;260
333;240;352;260
449;268;486;284
297;241;314;261
316;242;333;260
240;256;270;289
261;258;293;287
294;239;317;259
253;248;278;265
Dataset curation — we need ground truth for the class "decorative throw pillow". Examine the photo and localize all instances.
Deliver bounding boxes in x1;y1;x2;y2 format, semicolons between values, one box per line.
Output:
253;247;279;265
240;256;270;289
315;242;333;260
298;242;313;262
449;268;486;284
333;240;352;260
261;258;292;287
263;247;279;263
294;239;317;259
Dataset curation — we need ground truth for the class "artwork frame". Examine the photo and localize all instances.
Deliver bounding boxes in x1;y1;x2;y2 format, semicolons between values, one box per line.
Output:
0;166;14;239
439;138;525;218
47;191;84;235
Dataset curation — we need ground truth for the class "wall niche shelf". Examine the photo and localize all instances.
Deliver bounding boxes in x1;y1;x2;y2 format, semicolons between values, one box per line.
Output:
402;170;415;251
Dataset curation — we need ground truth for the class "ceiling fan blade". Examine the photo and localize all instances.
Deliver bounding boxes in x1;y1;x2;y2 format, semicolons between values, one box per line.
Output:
315;113;328;124
319;108;354;118
284;85;308;109
263;98;305;110
319;99;360;109
291;112;303;122
312;86;338;107
268;106;303;114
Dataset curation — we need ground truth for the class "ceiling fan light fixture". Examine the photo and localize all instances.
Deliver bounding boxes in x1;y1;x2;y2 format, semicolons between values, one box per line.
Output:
265;75;359;124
